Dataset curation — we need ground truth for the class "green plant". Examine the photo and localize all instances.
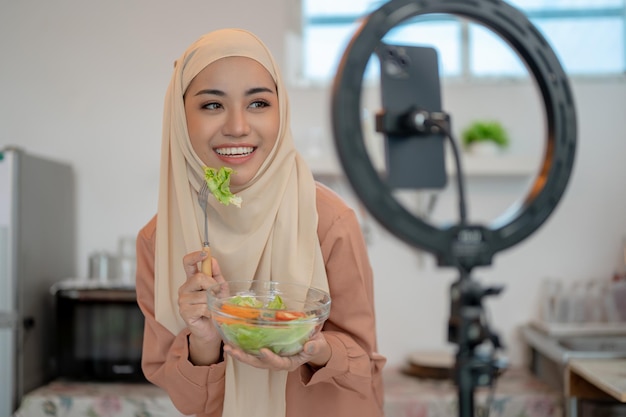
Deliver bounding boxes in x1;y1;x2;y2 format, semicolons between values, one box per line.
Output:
461;120;510;150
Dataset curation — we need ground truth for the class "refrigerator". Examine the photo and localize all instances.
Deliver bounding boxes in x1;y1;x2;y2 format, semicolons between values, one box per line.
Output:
0;146;76;416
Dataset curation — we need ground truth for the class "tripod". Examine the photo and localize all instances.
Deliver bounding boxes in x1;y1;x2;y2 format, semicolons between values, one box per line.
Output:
448;269;507;417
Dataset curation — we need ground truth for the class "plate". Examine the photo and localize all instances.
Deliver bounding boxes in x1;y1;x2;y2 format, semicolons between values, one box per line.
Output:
403;350;454;379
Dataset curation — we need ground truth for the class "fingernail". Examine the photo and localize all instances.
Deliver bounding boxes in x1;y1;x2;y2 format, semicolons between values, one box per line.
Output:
306;344;314;354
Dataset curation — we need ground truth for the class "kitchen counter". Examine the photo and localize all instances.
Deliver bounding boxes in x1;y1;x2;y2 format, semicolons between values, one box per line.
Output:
13;380;188;417
566;359;626;402
384;366;562;417
14;368;562;417
522;323;626;416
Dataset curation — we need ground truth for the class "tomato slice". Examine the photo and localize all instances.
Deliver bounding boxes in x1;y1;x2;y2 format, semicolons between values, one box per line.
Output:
274;311;307;321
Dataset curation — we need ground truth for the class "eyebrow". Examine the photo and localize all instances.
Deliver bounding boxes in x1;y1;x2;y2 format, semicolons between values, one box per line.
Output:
194;87;275;97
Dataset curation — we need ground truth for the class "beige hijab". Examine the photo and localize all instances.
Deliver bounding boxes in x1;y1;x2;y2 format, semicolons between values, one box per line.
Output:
154;28;329;417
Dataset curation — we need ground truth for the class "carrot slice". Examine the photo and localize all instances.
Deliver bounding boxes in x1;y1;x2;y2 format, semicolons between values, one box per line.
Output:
221;303;261;319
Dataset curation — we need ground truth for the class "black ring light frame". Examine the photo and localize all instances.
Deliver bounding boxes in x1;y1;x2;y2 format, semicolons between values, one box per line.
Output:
331;0;577;271
331;1;577;416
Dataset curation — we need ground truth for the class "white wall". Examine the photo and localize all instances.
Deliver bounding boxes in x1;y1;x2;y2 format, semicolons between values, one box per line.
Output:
2;0;625;367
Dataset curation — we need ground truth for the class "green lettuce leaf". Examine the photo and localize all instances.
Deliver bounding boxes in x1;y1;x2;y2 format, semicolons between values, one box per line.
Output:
266;294;286;310
230;295;263;308
203;166;242;207
220;321;315;356
221;294;311;355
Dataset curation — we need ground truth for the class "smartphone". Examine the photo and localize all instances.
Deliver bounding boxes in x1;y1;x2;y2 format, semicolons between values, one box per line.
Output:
375;42;447;189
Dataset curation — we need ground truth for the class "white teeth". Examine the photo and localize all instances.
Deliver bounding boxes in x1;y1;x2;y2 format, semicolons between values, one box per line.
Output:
216;147;254;156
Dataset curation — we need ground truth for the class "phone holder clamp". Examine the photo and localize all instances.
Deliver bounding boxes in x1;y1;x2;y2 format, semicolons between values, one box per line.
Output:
375;107;451;136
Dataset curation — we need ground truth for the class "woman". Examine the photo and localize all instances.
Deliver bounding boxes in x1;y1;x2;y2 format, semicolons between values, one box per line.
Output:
135;28;385;417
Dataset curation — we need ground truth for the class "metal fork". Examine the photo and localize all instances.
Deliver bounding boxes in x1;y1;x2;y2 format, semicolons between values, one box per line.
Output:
198;181;212;275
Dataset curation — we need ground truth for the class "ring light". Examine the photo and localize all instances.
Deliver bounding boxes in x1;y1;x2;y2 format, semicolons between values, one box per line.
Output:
331;1;577;416
331;0;577;270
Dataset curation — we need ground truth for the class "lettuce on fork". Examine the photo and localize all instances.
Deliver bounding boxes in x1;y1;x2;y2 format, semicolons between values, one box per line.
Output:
203;166;242;207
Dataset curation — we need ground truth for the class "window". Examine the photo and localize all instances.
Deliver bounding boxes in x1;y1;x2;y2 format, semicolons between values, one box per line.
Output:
301;0;626;82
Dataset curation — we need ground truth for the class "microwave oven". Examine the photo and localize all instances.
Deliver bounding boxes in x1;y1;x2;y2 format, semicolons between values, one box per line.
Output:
53;284;146;382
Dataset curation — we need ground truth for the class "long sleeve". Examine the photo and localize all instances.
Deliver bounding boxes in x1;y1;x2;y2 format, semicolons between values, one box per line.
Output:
284;183;386;417
136;184;386;417
135;216;226;417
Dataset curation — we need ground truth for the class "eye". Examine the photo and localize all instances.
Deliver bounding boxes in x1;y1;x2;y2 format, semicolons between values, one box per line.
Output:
249;99;270;109
202;102;222;110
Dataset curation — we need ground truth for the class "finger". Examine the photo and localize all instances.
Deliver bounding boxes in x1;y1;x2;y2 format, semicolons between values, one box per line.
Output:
302;341;316;356
178;273;211;297
179;302;210;321
183;251;209;278
209;259;231;298
211;258;226;283
227;345;302;372
300;334;330;368
258;349;305;371
223;345;264;366
179;288;211;306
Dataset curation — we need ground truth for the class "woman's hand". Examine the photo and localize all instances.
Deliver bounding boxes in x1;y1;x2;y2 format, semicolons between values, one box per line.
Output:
178;250;226;365
223;331;331;372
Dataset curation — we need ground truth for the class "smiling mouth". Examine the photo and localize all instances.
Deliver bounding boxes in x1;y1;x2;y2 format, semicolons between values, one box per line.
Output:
215;146;255;157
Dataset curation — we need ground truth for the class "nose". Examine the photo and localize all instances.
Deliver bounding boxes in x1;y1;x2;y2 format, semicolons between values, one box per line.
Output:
222;108;251;137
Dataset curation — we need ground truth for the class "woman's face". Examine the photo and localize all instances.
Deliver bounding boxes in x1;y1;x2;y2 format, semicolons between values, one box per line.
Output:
184;56;280;187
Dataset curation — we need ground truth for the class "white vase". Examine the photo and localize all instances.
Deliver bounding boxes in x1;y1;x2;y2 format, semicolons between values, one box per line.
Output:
466;141;503;156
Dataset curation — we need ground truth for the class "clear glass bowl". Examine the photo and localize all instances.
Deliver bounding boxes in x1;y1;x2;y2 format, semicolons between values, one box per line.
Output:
207;280;331;356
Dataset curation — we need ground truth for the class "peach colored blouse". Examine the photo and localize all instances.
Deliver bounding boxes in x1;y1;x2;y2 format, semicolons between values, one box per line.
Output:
136;183;386;417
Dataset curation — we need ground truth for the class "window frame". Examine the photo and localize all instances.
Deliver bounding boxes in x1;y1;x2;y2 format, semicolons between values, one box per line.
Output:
299;1;626;84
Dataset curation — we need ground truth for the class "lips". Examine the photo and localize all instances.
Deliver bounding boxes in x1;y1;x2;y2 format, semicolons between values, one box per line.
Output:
215;146;255;157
